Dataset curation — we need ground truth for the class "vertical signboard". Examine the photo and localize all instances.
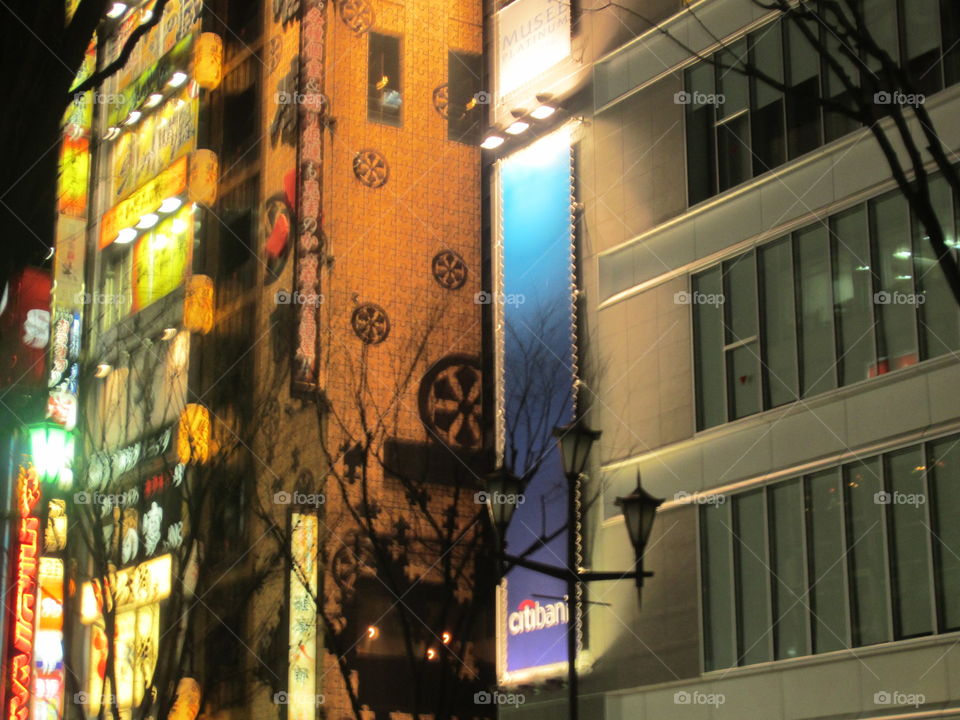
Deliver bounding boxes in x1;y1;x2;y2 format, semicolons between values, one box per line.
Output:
495;128;577;682
288;513;319;719
7;466;41;720
496;0;571;99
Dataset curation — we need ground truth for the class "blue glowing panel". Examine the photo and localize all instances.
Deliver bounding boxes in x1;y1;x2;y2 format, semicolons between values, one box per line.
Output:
500;130;576;676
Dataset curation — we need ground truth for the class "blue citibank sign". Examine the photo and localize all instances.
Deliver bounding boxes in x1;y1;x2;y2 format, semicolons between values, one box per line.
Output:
495;126;578;683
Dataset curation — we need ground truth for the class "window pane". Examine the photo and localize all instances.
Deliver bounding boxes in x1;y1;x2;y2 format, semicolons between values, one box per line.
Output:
885;446;933;638
864;0;900;71
915;175;960;357
686;63;718;205
448;51;482;143
368;33;402;126
844;458;891;646
785;19;822;158
904;0;942;94
750;24;786;173
872;191;919;373
717;114;751;192
943;0;960;86
694;268;725;429
702;502;736;670
770;479;808;659
831;207;876;385
796;225;837;396
734;491;771;664
807;469;848;653
717;39;749;119
724;253;760;419
759;237;798;407
930;436;960;630
822;25;860;142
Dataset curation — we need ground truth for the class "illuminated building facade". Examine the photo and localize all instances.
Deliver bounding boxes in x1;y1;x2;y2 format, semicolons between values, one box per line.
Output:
52;1;490;720
488;1;960;719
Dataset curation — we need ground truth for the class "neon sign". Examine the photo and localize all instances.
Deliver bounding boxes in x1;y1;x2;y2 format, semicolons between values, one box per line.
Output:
8;466;41;720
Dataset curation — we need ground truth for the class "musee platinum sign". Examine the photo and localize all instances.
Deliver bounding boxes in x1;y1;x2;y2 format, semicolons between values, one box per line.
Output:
497;0;570;98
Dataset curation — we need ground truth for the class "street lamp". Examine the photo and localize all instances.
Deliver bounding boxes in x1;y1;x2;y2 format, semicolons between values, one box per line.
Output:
483;467;523;539
615;473;664;587
27;420;74;488
553;419;602;479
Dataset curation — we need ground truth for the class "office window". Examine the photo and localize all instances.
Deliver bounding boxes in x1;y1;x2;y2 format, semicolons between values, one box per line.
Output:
368;33;402;126
701;502;735;671
831;207;875;385
769;479;807;659
749;27;786;173
702;436;960;670
784;17;822;159
845;458;890;647
221;56;260;168
930;437;960;630
886;446;933;638
915;175;960;358
905;0;943;95
807;469;848;653
685;62;718;205
693;267;725;430
822;17;860;142
943;0;960;85
796;225;837;397
759;237;798;406
716;40;751;192
448;51;482;144
734;490;771;664
723;253;760;419
872;191;918;372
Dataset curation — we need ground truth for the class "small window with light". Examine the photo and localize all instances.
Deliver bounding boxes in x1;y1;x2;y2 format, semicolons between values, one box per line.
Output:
368;32;402;126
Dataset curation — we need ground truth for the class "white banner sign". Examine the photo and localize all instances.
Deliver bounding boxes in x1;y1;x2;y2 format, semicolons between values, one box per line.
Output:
497;0;571;98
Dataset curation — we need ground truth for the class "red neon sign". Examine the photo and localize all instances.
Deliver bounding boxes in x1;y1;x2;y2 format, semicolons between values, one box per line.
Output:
8;466;40;720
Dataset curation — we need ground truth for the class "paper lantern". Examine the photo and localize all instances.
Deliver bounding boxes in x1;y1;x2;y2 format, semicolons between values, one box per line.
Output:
194;33;223;90
167;678;201;720
183;275;214;334
177;404;210;464
187;150;218;207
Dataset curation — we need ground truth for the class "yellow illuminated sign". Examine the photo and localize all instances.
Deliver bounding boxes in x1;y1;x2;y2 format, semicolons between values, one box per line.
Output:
100;155;188;249
80;554;172;624
132;205;193;311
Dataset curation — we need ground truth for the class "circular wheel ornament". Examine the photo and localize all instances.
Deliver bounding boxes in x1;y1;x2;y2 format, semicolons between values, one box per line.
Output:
352;149;389;188
338;0;375;34
418;354;482;449
432;84;449;119
351;303;390;344
431;250;468;290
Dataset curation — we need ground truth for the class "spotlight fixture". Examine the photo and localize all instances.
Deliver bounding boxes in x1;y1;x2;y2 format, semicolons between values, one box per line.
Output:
144;93;164;108
106;2;127;18
531;104;556;119
136;213;159;230
161;328;178;341
505;120;529;135
124;110;141;126
480;134;505;150
114;227;138;244
94;364;112;378
158;197;183;213
168;72;188;88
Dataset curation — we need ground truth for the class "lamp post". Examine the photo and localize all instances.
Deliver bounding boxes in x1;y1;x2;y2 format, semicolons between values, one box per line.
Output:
484;418;663;720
